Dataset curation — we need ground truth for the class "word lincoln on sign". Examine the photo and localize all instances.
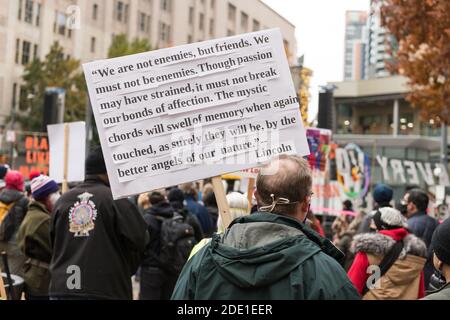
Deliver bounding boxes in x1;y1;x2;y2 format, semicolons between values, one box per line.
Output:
83;29;310;199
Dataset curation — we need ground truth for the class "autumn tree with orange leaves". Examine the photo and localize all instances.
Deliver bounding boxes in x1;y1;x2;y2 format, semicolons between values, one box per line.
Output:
379;0;450;123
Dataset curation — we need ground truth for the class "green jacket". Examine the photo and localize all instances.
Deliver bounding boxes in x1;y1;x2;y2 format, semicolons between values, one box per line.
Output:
423;282;450;300
16;200;52;296
172;213;360;300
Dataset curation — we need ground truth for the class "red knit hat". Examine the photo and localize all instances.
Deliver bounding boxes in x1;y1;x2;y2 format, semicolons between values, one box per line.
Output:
5;170;25;192
29;170;41;181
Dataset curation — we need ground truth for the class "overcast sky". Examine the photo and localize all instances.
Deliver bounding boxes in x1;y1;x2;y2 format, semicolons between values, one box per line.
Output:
262;0;370;121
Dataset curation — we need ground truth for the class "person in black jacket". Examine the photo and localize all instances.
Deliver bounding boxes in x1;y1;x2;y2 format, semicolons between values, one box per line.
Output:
140;192;175;300
167;187;204;240
49;146;149;300
403;188;438;288
202;191;218;233
140;191;203;300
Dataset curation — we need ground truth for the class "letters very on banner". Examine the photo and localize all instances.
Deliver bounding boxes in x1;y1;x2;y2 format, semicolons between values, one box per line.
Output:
83;29;310;199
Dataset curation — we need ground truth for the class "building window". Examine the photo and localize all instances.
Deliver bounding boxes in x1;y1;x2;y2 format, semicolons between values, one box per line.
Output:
91;37;96;53
160;22;170;42
240;12;248;31
253;19;260;31
139;12;144;31
228;4;236;21
55;12;67;35
33;44;38;60
124;4;129;23
161;0;171;11
227;29;234;36
18;0;23;20
199;13;204;31
188;7;194;25
116;1;124;21
209;18;214;36
36;3;41;26
211;0;215;9
22;41;31;65
187;35;193;43
24;0;33;24
12;83;18;110
93;4;98;20
19;86;27;111
15;39;20;64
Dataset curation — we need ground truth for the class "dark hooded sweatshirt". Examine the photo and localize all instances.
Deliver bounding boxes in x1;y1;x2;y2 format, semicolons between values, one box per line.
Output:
49;175;148;300
142;201;176;268
171;213;360;300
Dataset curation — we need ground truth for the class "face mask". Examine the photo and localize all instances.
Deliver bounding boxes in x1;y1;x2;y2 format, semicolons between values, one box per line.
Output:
303;203;312;224
49;192;61;207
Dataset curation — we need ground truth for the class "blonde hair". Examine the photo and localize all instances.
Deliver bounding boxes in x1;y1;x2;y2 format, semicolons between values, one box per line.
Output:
137;193;150;210
202;183;214;199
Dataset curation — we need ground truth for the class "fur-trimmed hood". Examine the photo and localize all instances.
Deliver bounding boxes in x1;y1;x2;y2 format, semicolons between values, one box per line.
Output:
351;232;427;259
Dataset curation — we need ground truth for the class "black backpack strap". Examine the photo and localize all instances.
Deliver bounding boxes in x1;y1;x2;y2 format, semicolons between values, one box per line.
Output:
362;240;404;296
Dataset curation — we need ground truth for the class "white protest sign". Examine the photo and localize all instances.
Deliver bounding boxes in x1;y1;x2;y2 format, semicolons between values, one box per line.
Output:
83;29;310;199
47;122;86;183
6;131;15;143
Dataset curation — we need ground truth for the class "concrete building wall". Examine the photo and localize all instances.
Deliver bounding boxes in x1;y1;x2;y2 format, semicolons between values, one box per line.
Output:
0;0;297;124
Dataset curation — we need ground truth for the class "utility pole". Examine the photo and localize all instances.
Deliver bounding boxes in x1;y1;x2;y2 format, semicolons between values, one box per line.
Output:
441;122;448;169
85;96;92;155
441;93;449;169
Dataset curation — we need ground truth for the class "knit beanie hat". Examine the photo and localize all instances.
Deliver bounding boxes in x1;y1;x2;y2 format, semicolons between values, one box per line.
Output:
85;146;107;175
373;207;408;230
432;218;450;265
5;170;24;192
31;175;59;200
373;184;393;206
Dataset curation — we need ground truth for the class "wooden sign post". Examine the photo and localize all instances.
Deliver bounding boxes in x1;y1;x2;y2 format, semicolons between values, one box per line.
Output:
0;268;6;300
211;176;232;229
61;123;70;193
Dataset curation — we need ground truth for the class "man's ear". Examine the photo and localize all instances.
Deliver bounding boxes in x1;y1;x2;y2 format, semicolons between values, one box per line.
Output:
254;190;260;202
300;199;309;214
437;260;444;271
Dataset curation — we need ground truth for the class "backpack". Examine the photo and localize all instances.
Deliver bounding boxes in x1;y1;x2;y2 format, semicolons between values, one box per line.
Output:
0;201;16;242
157;211;197;275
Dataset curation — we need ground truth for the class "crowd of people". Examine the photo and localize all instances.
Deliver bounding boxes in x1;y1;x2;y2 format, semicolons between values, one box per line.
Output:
0;146;449;300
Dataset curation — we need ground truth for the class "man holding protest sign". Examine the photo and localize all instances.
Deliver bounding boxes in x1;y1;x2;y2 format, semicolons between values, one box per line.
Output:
82;29;316;300
49;146;148;300
171;155;360;300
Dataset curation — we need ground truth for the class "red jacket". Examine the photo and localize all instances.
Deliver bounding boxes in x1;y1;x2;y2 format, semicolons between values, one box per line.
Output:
347;228;425;299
